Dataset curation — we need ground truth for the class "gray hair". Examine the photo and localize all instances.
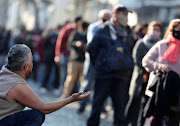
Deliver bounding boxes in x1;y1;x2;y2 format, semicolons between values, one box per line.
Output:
6;44;32;71
98;9;111;19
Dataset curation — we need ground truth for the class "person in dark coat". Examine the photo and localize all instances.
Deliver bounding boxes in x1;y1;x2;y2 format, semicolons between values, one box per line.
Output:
125;21;162;126
87;4;134;126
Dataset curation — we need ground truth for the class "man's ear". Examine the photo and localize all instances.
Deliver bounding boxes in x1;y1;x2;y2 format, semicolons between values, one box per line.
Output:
24;64;28;72
114;12;117;17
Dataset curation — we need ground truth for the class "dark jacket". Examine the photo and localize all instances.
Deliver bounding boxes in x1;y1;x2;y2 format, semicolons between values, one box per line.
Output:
68;31;87;62
43;31;58;63
87;21;134;79
128;39;150;97
144;70;180;117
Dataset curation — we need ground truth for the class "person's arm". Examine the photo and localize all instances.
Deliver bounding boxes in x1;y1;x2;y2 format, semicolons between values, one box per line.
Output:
6;83;90;114
133;40;146;68
87;32;100;66
54;28;65;63
142;42;170;73
70;32;85;50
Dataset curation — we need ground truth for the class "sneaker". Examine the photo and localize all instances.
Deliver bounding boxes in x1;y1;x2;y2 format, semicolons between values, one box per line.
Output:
40;87;48;93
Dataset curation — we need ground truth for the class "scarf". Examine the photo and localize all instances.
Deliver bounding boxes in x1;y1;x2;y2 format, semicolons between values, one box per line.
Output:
110;19;127;38
143;35;159;49
161;34;180;64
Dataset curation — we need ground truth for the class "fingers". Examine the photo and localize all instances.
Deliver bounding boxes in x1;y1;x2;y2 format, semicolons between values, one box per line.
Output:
80;91;91;99
78;92;83;95
76;41;83;47
83;91;91;95
161;64;171;73
54;56;60;63
71;91;91;101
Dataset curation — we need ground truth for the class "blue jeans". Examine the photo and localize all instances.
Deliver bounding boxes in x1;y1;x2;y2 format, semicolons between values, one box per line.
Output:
36;63;45;86
60;54;69;85
87;77;129;126
0;109;45;126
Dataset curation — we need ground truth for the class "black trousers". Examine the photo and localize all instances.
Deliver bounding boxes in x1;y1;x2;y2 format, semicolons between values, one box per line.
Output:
42;61;60;89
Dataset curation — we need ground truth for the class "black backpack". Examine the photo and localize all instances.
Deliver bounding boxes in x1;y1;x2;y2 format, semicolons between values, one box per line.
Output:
95;33;134;72
106;38;134;72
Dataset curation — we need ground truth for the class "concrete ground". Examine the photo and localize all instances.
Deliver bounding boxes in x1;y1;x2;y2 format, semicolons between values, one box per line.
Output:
27;79;151;126
26;79;113;126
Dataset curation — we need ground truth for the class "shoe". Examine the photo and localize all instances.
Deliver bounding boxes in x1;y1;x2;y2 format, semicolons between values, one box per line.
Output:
77;106;85;114
40;87;48;93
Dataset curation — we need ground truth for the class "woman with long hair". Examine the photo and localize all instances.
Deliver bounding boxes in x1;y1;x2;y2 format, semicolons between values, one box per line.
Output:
142;19;180;126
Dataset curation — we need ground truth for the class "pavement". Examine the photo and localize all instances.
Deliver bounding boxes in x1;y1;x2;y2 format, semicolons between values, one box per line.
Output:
26;79;113;126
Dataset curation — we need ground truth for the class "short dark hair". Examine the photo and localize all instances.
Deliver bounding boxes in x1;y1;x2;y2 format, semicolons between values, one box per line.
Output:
82;21;89;30
6;44;31;71
113;4;132;13
74;16;82;22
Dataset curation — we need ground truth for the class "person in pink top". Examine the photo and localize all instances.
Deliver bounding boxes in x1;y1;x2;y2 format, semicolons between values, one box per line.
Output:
142;19;180;126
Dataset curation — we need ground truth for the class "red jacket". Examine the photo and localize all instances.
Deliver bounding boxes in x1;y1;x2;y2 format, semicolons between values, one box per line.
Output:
55;23;74;56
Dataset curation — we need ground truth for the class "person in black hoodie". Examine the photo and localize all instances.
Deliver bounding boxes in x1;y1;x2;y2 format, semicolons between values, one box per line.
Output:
40;27;61;93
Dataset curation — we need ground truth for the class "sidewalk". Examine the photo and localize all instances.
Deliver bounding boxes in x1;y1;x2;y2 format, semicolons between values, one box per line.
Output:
26;79;113;126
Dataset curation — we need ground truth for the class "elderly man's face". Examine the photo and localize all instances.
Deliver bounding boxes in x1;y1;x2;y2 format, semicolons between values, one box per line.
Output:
25;53;33;79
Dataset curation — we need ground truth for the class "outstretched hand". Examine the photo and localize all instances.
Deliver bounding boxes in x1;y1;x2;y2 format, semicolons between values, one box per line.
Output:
71;91;91;102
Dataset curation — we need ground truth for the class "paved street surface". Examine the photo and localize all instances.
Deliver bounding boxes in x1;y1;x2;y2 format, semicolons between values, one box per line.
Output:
26;79;113;126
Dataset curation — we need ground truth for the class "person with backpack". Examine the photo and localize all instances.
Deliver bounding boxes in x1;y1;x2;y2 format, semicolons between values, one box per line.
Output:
87;4;134;126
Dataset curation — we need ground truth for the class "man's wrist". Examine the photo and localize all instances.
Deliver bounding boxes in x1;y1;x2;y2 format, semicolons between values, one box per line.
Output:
69;95;77;102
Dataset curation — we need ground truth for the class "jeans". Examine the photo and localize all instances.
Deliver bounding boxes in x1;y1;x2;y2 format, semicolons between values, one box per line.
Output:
0;109;45;126
79;61;95;110
60;54;69;86
42;61;60;89
87;77;129;126
0;55;7;69
36;63;45;86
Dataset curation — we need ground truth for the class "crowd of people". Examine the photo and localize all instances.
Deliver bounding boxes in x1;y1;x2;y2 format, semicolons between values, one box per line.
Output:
0;3;180;126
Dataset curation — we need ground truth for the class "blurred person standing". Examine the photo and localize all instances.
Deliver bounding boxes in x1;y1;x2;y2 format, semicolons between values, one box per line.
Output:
0;27;11;69
78;9;111;113
40;26;61;93
133;23;148;42
125;21;162;126
87;4;134;126
12;25;28;45
33;31;45;87
54;17;83;94
61;21;89;98
142;19;180;126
